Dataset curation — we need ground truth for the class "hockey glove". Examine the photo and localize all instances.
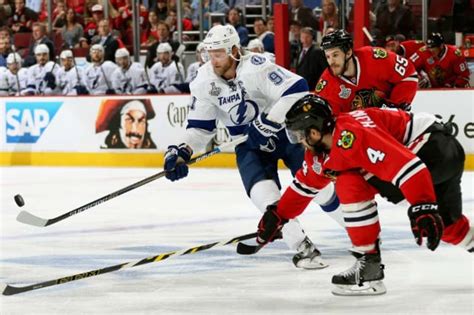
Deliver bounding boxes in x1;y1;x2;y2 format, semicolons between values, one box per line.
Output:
164;143;193;181
247;113;282;153
74;85;89;95
146;85;158;94
408;203;444;251
257;204;288;245
105;88;116;95
43;72;56;89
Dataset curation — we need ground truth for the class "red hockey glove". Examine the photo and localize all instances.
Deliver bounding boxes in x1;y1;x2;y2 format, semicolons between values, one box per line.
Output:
408;203;444;251
257;205;288;245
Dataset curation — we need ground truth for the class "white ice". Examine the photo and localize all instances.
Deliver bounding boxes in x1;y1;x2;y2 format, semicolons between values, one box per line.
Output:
1;167;473;314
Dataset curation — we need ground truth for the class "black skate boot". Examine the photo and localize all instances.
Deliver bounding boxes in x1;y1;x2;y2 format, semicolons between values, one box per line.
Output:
331;249;386;296
292;237;328;269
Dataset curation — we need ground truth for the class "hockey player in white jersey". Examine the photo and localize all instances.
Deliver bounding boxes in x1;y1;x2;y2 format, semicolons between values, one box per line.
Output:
84;44;118;95
247;38;275;63
163;24;341;269
150;42;186;93
0;53;28;96
111;48;149;95
186;42;205;83
57;50;89;95
24;44;61;95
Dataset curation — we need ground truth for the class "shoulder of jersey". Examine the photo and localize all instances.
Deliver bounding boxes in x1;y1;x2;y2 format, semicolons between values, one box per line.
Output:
189;62;215;91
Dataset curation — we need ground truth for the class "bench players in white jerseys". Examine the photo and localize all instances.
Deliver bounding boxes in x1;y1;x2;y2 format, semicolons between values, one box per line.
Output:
111;48;149;95
163;24;342;269
57;50;89;95
84;44;118;95
247;38;275;63
0;53;28;96
150;42;186;93
24;44;61;95
186;42;205;83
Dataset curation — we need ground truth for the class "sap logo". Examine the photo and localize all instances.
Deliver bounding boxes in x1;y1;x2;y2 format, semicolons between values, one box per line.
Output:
6;102;62;143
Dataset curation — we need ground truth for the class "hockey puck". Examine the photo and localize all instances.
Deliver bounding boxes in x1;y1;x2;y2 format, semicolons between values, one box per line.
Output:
14;194;25;207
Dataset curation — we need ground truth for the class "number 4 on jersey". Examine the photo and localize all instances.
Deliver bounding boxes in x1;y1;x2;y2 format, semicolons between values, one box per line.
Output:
367;147;385;163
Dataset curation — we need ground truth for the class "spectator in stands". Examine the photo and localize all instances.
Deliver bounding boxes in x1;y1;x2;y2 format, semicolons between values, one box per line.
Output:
23;22;55;66
144;21;183;68
154;0;168;21
0;1;14;28
0;25;12;42
289;20;302;69
227;7;248;46
0;36;11;67
90;19;119;62
66;0;86;16
191;0;229;31
253;17;274;53
319;0;342;34
114;0;148;34
84;4;103;43
267;15;274;33
228;0;261;9
52;1;67;31
9;0;38;33
61;8;84;48
165;8;193;36
289;0;317;29
141;10;160;48
295;27;327;91
373;0;415;44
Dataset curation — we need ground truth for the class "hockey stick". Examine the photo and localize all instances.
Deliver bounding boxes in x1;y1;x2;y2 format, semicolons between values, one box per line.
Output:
236;242;263;255
16;136;248;227
1;232;257;296
362;27;376;46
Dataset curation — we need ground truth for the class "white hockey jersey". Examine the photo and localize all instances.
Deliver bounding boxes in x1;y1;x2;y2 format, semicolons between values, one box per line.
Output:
57;66;88;95
186;61;202;83
25;61;61;95
83;61;118;95
185;52;308;151
0;68;28;96
111;62;148;95
150;60;185;93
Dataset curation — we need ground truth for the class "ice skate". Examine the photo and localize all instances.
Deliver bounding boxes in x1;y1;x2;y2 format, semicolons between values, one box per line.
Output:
331;249;386;296
292;237;328;269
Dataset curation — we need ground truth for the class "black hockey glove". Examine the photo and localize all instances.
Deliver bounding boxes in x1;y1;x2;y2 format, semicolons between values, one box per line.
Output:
408;203;444;251
257;205;288;245
164;143;193;181
247;113;282;153
43;72;56;89
74;85;89;95
105;88;116;95
146;85;158;94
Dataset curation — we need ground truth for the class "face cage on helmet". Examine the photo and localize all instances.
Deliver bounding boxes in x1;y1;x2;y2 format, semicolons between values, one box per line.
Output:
286;128;306;144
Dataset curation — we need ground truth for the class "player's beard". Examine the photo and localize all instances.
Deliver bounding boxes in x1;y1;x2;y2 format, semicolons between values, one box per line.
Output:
303;136;330;154
213;57;234;77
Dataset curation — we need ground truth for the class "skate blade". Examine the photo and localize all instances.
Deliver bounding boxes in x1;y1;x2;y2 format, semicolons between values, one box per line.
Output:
331;281;386;296
294;257;329;270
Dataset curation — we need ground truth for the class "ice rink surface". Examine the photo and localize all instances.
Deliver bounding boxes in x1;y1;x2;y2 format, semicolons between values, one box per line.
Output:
0;166;473;314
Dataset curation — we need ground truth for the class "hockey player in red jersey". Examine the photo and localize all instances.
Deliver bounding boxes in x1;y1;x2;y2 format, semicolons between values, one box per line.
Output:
384;35;425;59
314;29;418;115
409;33;471;88
256;95;473;296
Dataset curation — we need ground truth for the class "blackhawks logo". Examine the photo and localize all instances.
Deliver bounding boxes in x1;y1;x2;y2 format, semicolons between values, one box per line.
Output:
454;49;462;57
315;79;327;93
372;48;388;59
337;130;355;149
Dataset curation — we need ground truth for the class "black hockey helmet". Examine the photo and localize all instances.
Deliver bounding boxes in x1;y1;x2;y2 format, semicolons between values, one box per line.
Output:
285;94;335;143
321;29;353;52
426;32;444;48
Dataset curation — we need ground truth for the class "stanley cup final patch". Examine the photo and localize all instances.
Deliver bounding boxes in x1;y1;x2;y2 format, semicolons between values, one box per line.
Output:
337;130;355;149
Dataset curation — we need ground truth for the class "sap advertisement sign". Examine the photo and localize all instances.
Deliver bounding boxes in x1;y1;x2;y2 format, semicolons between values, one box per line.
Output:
5;102;62;143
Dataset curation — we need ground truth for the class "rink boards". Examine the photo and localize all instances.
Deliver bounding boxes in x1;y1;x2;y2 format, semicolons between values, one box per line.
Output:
0;90;473;169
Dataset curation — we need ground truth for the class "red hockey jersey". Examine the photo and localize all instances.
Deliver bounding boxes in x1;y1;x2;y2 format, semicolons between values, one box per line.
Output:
277;108;437;220
315;47;418;115
399;40;425;58
409;45;471;88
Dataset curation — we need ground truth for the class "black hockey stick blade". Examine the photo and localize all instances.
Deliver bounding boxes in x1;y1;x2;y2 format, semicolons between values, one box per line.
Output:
236;242;263;255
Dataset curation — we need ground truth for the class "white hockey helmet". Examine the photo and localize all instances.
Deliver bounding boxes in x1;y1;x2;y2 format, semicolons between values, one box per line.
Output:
60;49;73;59
90;44;104;53
196;42;205;53
202;24;240;55
115;48;130;59
34;44;50;55
247;38;264;51
6;52;22;65
156;42;172;54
